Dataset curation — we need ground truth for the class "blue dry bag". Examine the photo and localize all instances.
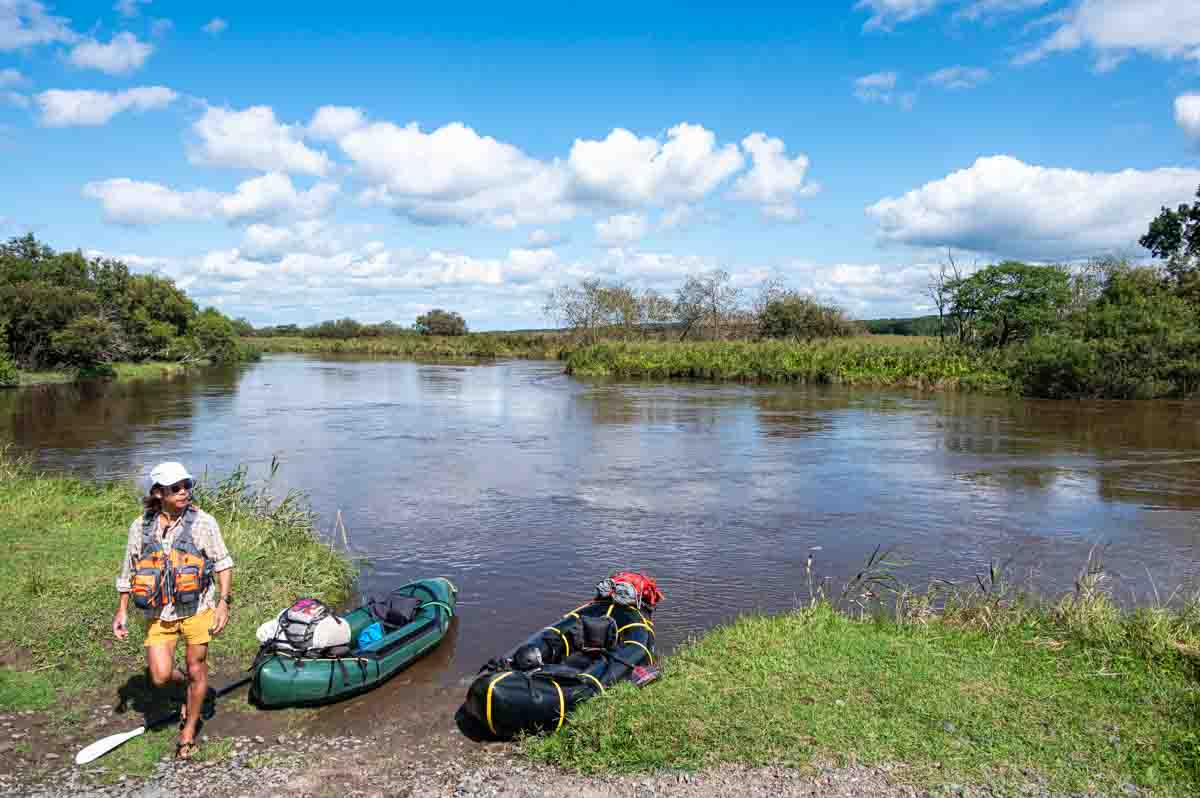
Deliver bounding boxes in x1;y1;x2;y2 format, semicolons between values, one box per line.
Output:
357;621;383;649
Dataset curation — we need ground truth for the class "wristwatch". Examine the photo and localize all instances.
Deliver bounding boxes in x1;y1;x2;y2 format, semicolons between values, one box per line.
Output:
219;594;233;606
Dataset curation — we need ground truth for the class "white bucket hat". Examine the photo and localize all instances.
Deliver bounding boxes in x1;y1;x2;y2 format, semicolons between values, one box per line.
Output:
147;461;194;492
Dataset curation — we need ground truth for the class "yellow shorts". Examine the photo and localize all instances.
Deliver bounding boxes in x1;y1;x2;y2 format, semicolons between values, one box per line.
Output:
143;608;214;648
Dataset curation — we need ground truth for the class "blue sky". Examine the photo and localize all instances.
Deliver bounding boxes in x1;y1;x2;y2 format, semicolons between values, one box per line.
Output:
2;0;1199;328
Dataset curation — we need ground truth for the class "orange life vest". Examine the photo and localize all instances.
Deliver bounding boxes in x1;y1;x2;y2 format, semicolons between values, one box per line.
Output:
130;505;212;617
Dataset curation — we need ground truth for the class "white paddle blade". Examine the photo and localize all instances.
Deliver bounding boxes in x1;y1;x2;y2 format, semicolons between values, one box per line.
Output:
75;725;146;765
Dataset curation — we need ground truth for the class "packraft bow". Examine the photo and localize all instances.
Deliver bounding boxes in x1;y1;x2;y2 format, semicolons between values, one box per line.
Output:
464;571;661;739
250;577;457;708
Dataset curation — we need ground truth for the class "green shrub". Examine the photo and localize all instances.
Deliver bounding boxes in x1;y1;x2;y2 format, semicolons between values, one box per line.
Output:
190;308;240;363
0;320;16;388
414;308;468;336
758;294;857;340
50;315;115;367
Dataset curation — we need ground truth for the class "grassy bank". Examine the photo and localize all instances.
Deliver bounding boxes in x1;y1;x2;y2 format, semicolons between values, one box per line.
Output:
527;567;1200;796
564;337;1012;391
250;332;567;360
0;448;355;774
15;360;202;386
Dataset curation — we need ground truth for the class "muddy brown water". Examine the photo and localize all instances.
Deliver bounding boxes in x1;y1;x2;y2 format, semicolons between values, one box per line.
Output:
2;354;1199;731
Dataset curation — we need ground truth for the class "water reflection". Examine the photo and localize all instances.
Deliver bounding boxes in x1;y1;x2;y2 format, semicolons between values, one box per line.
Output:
1;355;1197;685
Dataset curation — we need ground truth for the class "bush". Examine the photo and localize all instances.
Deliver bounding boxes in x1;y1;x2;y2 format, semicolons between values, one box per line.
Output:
1012;266;1200;398
414;309;468;336
50;315;115;367
190;308;241;363
758;294;857;340
0;321;16;388
1010;334;1099;399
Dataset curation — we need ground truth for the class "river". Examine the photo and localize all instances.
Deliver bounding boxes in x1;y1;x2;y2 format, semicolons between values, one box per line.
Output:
2;354;1198;687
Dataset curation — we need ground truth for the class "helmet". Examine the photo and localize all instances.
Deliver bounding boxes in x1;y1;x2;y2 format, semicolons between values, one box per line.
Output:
511;644;543;671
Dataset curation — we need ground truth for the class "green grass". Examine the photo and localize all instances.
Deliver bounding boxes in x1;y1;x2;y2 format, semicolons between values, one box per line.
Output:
563;337;1012;391
16;360;200;386
525;591;1200;797
0;447;355;777
250;332;568;360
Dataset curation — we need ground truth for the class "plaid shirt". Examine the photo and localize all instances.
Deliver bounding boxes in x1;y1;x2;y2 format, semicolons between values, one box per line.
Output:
116;505;234;621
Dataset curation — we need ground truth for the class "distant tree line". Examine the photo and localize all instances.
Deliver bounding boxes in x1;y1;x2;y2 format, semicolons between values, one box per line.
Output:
246;308;469;339
542;270;859;343
0;235;253;385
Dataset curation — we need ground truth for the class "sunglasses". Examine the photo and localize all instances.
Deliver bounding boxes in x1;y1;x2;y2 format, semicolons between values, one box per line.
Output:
160;480;193;495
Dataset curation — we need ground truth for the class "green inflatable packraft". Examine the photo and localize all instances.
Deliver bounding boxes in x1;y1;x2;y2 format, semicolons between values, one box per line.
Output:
250;577;457;708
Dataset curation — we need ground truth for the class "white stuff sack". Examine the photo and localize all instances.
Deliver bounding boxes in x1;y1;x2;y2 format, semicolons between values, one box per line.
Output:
256;600;351;653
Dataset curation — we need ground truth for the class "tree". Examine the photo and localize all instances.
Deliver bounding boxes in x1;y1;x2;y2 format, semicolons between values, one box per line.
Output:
675;270;740;340
543;281;610;343
1141;185;1200;304
190;308;240;363
927;250;965;344
0;283;98;367
414;309;468;336
0;320;16;388
758;293;857;340
51;315;117;367
231;317;255;337
1015;264;1200;399
638;288;675;331
947;262;1071;348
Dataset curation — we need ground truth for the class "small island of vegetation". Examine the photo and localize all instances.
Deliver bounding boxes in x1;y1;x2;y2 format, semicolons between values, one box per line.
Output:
0;235;259;388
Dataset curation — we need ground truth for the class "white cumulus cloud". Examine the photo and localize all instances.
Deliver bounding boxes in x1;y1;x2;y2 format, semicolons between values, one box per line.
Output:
342;120;574;228
927;66;991;89
730;132;818;221
202;18;227;35
307;105;366;141
190;105;332;176
36;86;177;126
1177;94;1200;142
566;123;744;207
0;0;78;50
0;67;25;86
217;172;338;223
595;213;649;245
83;179;221;225
1017;0;1200;71
865;155;1200;259
84;172;338;226
67;32;153;75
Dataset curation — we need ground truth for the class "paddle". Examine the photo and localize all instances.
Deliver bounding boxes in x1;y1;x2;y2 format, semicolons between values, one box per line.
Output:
74;675;252;765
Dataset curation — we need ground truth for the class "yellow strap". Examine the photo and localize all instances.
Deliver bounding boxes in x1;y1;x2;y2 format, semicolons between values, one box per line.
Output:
624;639;655;665
550;678;565;732
616;622;654;638
579;673;604;693
605;604;614;617
636;608;654;629
485;672;513;736
544;626;570;657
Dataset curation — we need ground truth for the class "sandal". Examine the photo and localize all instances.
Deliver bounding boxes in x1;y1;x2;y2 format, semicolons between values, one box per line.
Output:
174;741;199;761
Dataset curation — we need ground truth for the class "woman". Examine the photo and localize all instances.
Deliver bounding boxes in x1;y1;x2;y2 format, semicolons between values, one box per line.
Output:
112;461;235;760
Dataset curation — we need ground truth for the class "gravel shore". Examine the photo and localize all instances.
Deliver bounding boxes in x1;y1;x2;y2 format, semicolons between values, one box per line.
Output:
0;730;1100;798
